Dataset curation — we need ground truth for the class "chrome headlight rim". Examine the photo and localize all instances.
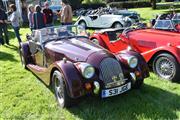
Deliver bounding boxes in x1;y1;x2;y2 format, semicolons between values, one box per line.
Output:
128;56;138;68
78;63;95;79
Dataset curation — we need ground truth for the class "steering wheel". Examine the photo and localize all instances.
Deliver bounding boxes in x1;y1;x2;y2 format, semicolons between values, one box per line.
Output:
122;27;134;36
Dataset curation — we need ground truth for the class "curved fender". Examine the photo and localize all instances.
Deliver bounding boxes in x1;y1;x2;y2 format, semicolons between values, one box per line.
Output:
54;61;84;98
142;46;180;64
117;50;149;78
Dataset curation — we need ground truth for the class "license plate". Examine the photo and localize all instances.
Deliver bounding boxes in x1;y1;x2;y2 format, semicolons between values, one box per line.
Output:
101;82;131;98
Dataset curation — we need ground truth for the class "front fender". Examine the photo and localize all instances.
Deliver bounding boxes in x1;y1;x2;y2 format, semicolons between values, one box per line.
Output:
53;61;84;98
116;50;149;79
142;46;180;64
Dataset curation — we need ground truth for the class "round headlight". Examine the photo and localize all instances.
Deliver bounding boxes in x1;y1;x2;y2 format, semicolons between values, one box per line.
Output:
128;56;138;68
79;63;95;79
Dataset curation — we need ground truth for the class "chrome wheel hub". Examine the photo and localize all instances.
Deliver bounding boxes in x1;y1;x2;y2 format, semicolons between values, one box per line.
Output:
54;75;64;105
155;57;175;79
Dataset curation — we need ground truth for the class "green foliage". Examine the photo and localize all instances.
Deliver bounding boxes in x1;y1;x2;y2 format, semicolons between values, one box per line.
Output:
108;1;152;9
83;0;105;4
68;0;82;9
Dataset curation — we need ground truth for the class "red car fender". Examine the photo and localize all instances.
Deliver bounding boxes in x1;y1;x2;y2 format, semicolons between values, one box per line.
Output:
142;45;180;64
90;33;108;49
51;61;84;98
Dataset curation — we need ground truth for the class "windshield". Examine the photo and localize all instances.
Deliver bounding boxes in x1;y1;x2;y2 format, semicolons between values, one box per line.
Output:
32;25;87;43
172;13;180;24
153;20;175;30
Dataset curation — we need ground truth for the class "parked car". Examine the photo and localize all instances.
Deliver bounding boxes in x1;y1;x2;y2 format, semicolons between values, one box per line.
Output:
113;9;140;23
75;14;133;29
90;27;180;81
151;13;180;31
20;25;149;108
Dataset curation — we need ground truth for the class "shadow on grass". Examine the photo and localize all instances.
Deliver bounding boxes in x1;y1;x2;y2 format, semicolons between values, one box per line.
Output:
67;84;180;120
0;50;18;62
29;70;180;119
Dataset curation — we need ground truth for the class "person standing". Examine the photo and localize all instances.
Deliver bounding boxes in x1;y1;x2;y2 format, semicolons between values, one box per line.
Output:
58;0;73;25
28;4;34;31
9;4;22;44
43;1;53;27
0;7;9;45
33;5;46;30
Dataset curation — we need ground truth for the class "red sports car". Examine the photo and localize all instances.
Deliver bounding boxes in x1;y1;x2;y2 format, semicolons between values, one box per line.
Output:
90;27;180;81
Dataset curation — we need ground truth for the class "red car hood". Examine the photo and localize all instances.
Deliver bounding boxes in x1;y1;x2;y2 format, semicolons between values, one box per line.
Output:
45;38;104;62
128;29;180;44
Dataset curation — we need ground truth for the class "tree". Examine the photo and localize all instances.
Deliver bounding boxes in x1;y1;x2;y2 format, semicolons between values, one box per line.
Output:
151;0;156;9
68;0;83;10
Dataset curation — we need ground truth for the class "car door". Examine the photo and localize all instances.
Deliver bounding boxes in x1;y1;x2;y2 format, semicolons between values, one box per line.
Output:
88;15;102;28
29;39;45;67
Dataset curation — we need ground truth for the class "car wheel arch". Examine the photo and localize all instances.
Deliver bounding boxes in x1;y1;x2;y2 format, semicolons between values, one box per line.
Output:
112;22;123;28
148;50;178;68
50;67;72;97
50;61;83;98
78;20;87;27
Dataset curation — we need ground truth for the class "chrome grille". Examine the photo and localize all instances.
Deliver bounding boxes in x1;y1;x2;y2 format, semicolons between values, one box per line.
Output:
99;58;125;88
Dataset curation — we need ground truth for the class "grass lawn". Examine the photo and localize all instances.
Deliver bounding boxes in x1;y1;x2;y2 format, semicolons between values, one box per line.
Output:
0;7;180;120
131;7;180;22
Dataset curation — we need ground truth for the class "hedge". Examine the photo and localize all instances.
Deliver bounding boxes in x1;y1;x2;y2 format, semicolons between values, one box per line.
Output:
108;1;152;8
80;3;106;9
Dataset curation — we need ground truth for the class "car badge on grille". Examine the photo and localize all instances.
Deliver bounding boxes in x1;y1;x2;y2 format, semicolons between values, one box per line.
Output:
112;73;125;84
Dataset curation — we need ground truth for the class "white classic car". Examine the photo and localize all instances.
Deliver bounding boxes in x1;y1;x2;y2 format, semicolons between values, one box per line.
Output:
75;14;133;29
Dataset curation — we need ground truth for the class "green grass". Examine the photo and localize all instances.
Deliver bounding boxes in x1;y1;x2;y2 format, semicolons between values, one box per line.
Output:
0;7;180;120
131;7;180;22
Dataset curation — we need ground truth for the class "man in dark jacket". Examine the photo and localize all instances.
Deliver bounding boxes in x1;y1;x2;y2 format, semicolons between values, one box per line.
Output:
43;1;53;27
0;6;9;45
33;5;46;29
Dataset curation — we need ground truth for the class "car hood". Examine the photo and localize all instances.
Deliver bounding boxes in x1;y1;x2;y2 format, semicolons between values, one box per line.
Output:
128;29;180;43
45;37;105;62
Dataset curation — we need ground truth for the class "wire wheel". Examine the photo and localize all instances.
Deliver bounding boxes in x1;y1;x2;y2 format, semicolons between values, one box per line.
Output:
153;53;179;81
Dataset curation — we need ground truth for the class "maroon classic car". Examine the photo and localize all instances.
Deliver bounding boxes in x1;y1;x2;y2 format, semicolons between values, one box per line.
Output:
20;25;149;108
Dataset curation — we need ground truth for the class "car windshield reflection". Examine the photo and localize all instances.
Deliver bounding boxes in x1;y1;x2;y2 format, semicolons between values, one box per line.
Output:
32;25;87;44
153;20;175;30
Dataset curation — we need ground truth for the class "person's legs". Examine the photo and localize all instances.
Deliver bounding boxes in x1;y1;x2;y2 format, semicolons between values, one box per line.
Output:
2;25;9;44
0;25;4;45
13;27;22;43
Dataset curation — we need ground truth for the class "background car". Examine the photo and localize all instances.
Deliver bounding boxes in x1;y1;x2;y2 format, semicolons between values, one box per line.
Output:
151;13;180;32
113;9;140;23
90;27;180;81
74;7;135;29
20;25;149;108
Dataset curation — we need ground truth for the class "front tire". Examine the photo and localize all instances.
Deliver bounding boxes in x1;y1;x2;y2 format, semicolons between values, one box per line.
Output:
153;53;180;82
52;70;72;108
112;22;123;28
132;78;144;89
19;47;26;68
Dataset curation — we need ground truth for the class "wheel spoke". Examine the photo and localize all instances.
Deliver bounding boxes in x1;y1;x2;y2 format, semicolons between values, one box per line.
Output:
155;56;175;79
